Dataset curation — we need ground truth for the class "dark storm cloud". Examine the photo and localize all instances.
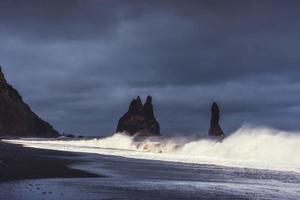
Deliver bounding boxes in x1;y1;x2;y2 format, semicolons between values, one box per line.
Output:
0;0;126;40
1;0;300;135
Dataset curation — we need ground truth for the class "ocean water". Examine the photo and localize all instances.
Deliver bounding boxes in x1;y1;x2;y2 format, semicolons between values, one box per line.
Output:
1;150;300;200
2;126;300;200
4;125;300;172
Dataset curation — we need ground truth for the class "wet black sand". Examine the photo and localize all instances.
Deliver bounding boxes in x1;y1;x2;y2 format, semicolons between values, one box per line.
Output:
0;141;300;200
0;141;101;183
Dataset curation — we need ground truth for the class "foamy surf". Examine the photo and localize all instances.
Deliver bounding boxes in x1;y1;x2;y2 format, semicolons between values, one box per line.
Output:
3;125;300;173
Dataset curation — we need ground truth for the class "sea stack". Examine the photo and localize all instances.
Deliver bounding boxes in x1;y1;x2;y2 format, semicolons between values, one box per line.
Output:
116;96;160;136
0;66;60;137
208;102;224;136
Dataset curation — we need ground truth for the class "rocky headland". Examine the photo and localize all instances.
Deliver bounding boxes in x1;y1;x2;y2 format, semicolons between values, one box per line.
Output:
0;66;60;138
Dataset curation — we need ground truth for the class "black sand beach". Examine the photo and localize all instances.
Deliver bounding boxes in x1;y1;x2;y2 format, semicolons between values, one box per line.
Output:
1;141;300;200
0;141;100;183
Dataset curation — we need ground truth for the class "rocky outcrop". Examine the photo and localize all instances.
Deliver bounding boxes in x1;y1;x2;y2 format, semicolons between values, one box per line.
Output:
208;102;224;137
116;96;160;136
0;66;60;137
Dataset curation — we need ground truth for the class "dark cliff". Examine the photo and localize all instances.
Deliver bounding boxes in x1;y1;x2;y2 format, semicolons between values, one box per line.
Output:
0;66;60;137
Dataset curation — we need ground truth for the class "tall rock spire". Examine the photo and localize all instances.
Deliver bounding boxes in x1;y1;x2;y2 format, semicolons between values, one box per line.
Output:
143;96;154;118
208;102;225;136
128;96;144;115
136;96;142;105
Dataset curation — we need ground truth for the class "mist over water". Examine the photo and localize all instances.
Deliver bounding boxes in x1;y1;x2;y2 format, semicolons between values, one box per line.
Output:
4;125;300;172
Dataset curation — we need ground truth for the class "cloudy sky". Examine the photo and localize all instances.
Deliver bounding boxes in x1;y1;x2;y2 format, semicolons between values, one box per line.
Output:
1;0;300;136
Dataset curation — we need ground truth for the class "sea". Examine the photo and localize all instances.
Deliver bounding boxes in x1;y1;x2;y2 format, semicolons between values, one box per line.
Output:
2;125;300;200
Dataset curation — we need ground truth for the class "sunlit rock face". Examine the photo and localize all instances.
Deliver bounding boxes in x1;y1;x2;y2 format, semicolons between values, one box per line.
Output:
208;102;225;137
0;66;60;137
116;96;160;136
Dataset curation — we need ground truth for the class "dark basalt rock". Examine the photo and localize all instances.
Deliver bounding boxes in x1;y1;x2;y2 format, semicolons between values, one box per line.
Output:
116;96;160;136
0;66;60;137
208;102;225;137
62;133;75;138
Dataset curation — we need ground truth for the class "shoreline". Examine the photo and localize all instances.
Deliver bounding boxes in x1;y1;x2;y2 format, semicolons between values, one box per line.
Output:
1;141;300;199
0;141;102;183
6;136;300;174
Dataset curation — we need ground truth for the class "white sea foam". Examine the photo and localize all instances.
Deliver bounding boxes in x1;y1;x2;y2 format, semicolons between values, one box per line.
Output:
3;125;300;172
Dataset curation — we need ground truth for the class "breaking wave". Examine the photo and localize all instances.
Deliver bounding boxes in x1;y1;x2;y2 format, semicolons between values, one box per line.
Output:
3;125;300;172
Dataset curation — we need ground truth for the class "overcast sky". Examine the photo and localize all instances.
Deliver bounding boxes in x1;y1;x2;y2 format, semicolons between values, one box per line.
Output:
1;0;300;136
